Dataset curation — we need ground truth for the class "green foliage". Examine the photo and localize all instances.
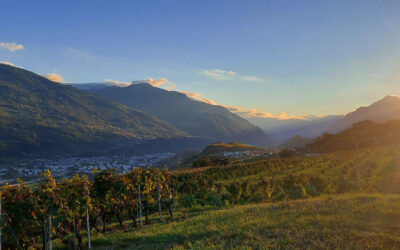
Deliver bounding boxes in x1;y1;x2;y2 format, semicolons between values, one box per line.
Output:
287;184;307;199
191;156;212;168
0;167;173;248
180;194;197;208
206;193;224;207
279;149;295;158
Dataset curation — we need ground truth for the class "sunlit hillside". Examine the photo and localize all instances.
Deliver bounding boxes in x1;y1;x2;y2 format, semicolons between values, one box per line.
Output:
46;144;400;249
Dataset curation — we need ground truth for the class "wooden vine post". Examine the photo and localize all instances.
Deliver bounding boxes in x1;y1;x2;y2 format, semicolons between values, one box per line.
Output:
157;175;163;221
86;182;91;249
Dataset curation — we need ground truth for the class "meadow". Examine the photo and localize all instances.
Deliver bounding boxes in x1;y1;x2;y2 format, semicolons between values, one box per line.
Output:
55;193;400;249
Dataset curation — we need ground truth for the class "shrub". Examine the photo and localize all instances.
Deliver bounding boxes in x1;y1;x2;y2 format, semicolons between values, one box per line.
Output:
192;157;212;168
180;194;197;208
287;184;307;199
309;176;328;194
305;184;318;196
206;193;223;207
271;186;286;201
227;182;242;203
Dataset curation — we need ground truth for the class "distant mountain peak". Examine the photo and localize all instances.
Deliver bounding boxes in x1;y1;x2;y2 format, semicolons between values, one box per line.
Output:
328;95;400;133
375;95;400;105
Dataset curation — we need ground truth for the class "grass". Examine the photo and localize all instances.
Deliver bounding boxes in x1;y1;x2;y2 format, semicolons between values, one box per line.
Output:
56;193;400;249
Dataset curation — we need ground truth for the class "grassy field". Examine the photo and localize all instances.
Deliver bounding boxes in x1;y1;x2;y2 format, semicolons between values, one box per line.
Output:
55;193;400;249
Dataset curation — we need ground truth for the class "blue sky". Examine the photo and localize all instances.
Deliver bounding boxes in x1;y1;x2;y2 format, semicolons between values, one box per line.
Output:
1;0;400;118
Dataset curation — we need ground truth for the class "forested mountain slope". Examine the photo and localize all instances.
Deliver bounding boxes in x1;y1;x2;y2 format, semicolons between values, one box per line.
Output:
0;64;187;156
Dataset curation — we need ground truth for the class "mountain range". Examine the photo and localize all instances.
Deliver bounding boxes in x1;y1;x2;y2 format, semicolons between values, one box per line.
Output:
250;95;400;145
1;62;400;158
0;64;269;157
0;64;201;156
327;95;400;133
249;115;343;143
75;82;269;147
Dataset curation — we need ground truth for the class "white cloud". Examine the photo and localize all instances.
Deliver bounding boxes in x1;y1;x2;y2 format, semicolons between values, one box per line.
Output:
239;75;262;82
145;78;169;87
104;79;131;87
180;90;304;120
66;48;93;60
0;42;24;52
200;69;263;82
131;77;303;120
180;91;218;105
225;106;305;120
201;69;237;80
45;73;64;83
164;83;176;90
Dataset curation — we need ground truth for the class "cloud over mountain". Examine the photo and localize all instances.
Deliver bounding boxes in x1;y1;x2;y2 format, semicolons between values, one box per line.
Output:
228;107;306;120
180;91;218;105
45;73;64;83
104;79;130;87
146;78;169;87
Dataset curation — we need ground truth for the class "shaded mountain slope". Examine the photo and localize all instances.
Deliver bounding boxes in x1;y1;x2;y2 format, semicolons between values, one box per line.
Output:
90;83;270;146
0;64;187;156
328;95;400;133
306;120;400;153
278;135;313;150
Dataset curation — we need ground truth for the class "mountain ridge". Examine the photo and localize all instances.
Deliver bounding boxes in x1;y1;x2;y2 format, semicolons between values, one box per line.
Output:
328;95;400;133
0;64;190;156
85;83;270;147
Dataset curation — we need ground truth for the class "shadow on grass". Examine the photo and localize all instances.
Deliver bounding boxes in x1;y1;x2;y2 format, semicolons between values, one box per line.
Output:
92;230;222;249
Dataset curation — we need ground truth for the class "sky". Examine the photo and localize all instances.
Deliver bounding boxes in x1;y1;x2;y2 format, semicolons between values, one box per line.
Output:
1;0;400;119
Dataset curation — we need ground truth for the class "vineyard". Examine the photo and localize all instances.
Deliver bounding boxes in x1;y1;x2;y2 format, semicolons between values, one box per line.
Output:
1;145;400;249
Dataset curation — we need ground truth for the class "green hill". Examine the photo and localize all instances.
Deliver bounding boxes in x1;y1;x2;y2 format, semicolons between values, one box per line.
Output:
156;142;261;169
201;142;261;155
278;135;313;149
0;64;187;156
88;83;270;147
306;120;400;153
